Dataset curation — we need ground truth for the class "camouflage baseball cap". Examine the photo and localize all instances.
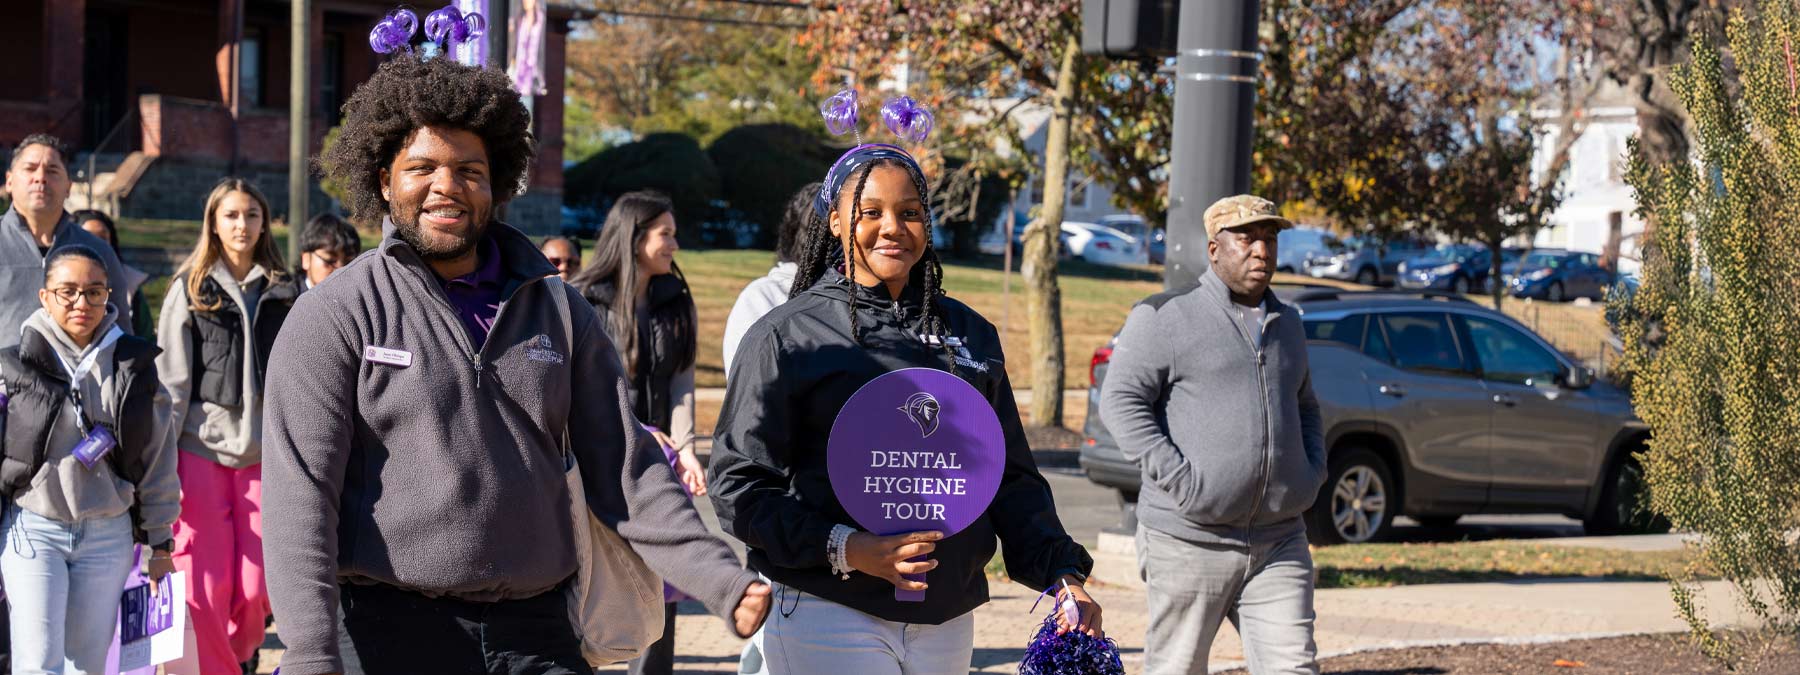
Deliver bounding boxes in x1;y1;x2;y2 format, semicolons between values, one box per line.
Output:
1204;195;1293;238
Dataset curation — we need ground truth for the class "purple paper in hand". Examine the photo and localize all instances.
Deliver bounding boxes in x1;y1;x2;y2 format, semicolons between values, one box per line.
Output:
827;368;1004;601
72;425;116;470
119;572;177;643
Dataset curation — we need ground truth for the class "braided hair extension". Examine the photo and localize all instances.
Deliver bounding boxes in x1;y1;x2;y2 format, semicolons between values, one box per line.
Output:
789;159;959;371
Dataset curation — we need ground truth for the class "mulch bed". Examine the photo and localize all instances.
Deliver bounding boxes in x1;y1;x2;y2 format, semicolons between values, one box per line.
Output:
1217;633;1798;674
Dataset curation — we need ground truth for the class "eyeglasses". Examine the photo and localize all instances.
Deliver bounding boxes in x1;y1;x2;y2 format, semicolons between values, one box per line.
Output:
545;257;570;267
49;287;111;308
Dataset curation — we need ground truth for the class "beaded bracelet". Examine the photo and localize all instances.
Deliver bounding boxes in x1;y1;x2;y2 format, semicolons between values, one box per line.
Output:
827;524;856;580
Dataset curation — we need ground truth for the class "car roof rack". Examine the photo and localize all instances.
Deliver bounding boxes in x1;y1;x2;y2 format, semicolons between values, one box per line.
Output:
1291;289;1479;305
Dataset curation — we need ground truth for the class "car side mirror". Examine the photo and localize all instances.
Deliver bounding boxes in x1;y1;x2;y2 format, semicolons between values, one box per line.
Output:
1560;366;1594;390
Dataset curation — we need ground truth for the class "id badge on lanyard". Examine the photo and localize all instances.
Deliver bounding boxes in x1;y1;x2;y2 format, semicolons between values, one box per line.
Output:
68;389;116;470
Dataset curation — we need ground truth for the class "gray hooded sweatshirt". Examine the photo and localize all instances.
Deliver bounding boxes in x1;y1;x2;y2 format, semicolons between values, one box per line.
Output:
15;308;180;546
262;223;757;675
1100;269;1328;546
155;263;270;468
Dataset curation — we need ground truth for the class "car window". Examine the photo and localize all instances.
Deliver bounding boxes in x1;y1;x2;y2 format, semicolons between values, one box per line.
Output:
1522;252;1564;268
1305;314;1367;350
1378;313;1467;376
1363;316;1394;364
1460;315;1563;386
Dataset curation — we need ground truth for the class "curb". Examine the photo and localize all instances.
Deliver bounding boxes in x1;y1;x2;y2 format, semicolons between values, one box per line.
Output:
1206;629;1698;674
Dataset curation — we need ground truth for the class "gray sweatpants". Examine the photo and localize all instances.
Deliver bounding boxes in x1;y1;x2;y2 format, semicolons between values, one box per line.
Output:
1137;525;1319;675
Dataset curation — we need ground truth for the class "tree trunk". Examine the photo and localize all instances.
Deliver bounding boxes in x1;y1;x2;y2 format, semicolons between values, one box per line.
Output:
1025;36;1079;429
1488;237;1507;311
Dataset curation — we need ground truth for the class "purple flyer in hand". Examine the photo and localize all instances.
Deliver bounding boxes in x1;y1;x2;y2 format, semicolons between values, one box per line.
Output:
119;577;177;643
827;368;1005;601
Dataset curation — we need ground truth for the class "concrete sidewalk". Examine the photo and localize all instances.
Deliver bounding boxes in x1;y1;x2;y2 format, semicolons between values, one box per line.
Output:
577;576;1756;674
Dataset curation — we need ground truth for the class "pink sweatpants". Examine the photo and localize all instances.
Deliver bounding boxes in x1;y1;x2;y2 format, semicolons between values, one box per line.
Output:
172;455;269;674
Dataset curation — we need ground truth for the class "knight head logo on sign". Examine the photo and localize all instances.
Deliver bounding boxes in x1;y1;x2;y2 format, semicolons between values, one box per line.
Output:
899;392;941;438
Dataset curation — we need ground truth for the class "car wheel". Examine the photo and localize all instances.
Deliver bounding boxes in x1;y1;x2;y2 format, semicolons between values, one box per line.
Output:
1451;276;1471;294
1584;451;1672;536
1355;267;1380;286
1415;515;1461;529
1547;281;1566;302
1306;447;1395;545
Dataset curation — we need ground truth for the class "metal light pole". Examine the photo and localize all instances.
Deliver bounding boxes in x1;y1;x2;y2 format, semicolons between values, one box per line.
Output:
288;0;311;262
1162;1;1260;290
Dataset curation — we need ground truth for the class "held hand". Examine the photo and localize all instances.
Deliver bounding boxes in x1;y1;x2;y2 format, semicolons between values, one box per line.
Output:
674;448;708;496
845;530;943;591
1053;579;1103;638
146;552;176;596
732;581;771;637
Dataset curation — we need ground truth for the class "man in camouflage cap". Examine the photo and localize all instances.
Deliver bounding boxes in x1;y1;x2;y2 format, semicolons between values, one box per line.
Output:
1101;194;1323;674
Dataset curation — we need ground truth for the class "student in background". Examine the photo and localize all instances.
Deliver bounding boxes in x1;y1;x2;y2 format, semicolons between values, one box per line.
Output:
156;178;299;675
722;182;817;374
296;213;363;291
2;135;132;349
540;235;581;282
71;210;155;338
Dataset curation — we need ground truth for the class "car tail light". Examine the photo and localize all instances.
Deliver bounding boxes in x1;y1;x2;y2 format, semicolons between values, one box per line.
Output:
1095;241;1113;250
1090;345;1113;384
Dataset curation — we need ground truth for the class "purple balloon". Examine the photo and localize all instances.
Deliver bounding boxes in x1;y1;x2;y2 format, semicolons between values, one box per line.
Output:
881;96;935;144
826;368;1004;602
819;88;860;137
424;5;463;44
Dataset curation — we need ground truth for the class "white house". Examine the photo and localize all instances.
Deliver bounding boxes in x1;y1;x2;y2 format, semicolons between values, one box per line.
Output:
955;99;1137;231
1530;84;1644;273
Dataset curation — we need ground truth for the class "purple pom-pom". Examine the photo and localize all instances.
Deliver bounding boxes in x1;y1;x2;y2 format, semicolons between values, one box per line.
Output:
368;9;419;55
424;5;464;44
881;96;935;144
460;12;486;41
1018;612;1125;675
820;88;860;137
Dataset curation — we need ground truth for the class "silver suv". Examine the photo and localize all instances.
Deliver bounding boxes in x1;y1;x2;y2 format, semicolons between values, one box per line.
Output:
1081;288;1658;544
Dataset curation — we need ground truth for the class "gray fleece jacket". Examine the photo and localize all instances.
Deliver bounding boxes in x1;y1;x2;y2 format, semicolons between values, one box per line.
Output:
15;309;180;546
261;222;756;675
1099;270;1327;546
1;208;133;350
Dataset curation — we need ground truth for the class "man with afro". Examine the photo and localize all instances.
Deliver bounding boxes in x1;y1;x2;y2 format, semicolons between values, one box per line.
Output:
261;54;770;675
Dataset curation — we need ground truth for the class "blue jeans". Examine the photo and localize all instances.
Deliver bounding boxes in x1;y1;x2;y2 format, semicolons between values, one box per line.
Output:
1;504;137;675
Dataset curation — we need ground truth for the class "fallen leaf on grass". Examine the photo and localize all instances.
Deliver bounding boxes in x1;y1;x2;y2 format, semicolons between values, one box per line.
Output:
1552;659;1588;668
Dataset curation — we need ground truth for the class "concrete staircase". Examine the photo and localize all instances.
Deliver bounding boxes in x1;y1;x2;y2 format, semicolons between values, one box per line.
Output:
66;150;154;215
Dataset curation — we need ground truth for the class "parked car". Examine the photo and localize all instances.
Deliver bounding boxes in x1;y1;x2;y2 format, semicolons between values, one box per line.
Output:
1397;244;1525;294
1081;288;1659;545
1062;221;1146;266
978;211;1072;259
1277;227;1344;275
560;204;605;240
1097;214;1165;264
1504;249;1614;302
1304;236;1432;286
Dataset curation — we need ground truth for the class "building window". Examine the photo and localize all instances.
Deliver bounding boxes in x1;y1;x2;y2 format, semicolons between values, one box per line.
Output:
1030;173;1045;204
1606;132;1625;184
321;33;344;122
239;27;265;109
1069;177;1090;209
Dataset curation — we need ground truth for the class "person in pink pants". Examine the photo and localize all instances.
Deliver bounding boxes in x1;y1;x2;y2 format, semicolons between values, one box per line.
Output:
156;179;300;673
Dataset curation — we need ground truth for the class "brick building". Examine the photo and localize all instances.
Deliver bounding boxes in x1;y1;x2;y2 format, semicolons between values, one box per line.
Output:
1;0;575;233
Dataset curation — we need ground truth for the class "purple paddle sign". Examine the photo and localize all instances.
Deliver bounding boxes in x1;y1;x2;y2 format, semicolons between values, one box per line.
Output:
828;367;1005;602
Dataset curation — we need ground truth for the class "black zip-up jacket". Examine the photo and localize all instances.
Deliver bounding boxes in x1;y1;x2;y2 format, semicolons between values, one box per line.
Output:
708;267;1093;624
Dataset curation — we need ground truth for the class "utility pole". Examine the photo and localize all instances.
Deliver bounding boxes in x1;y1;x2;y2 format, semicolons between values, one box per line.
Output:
288;0;311;262
1162;1;1259;290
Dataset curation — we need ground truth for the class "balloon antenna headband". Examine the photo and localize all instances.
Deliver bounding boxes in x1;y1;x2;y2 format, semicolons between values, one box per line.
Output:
370;4;487;56
818;87;936;146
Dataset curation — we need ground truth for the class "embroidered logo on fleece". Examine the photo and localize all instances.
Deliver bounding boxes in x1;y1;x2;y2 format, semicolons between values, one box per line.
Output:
524;334;564;364
918;334;990;372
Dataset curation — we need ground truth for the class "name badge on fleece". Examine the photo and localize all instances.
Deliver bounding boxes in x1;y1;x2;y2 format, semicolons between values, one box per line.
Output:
364;346;413;368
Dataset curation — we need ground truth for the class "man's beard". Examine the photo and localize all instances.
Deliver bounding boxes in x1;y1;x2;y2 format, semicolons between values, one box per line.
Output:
391;205;489;261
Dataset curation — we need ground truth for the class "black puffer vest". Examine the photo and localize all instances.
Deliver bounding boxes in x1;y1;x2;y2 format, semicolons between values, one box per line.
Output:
180;271;299;408
584;276;695;430
0;330;162;542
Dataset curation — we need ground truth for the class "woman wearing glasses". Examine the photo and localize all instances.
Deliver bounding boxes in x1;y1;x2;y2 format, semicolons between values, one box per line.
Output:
0;244;181;672
155;178;299;673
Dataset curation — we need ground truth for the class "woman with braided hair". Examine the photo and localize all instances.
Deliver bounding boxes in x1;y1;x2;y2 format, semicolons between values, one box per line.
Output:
708;135;1104;671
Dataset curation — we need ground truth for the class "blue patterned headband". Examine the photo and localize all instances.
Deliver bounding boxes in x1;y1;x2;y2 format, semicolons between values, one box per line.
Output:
813;143;927;218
